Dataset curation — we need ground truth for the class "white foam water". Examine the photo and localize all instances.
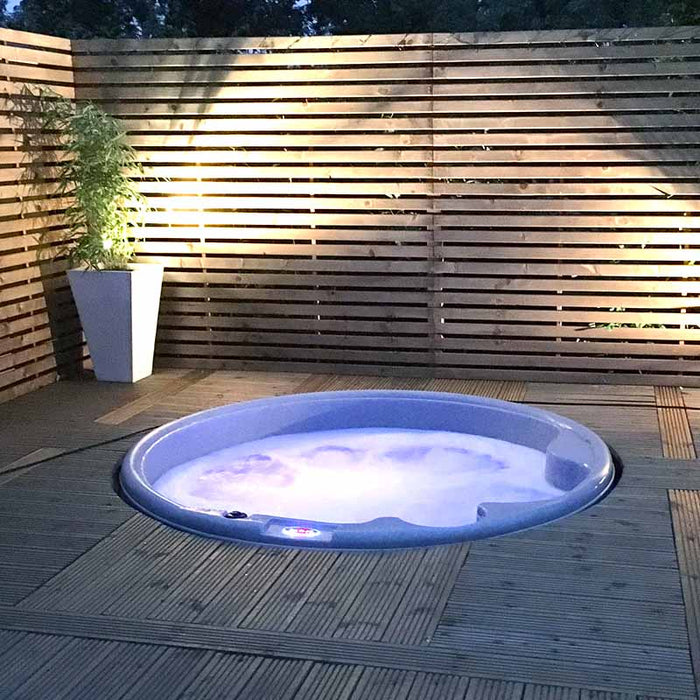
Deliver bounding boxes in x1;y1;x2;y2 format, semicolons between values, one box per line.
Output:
154;428;562;528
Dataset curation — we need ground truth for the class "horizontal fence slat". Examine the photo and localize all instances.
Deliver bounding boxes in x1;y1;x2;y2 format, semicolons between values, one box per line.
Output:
119;145;700;165
70;25;700;53
135;241;700;263
133;180;700;196
156;313;700;342
75;78;700;101
92;95;700;117
136;161;699;178
138;195;697;214
0;27;72;51
72;61;700;84
71;41;700;69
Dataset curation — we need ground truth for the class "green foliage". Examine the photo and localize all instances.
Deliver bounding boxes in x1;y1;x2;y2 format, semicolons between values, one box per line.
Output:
310;0;476;34
7;0;159;38
19;88;147;270
308;0;699;33
5;0;304;38
3;0;696;38
665;0;700;25
158;0;304;38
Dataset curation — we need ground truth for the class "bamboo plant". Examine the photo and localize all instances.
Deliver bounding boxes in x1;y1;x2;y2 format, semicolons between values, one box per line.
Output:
18;87;148;270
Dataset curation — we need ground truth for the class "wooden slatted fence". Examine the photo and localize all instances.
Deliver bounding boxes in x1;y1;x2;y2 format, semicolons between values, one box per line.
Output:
71;26;700;384
0;28;84;404
5;25;700;398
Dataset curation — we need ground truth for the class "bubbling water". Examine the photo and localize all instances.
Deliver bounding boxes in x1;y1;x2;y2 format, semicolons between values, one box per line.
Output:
154;428;562;528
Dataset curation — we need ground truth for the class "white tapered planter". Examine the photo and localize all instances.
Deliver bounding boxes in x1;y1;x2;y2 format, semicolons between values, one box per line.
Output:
68;263;164;383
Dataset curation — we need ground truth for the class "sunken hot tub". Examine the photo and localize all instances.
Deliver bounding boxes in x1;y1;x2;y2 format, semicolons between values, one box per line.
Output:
120;390;614;549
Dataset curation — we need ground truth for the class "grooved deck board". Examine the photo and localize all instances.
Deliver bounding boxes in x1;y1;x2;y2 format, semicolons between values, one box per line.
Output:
655;387;696;460
103;534;226;619
331;549;435;641
425;378;526;402
289;376;526;401
194;547;301;627
465;678;526;700
506;523;674;552
23;526;203;614
609;458;700;490
0;499;130;524
669;489;700;694
461;556;684;604
523;684;582;700
238;549;340;630
433;590;689;648
17;516;158;610
235;658;315;700
474;535;678;568
10;638;117;699
116;370;315;426
381;543;470;645
1;475;117;495
118;647;214;700
406;671;471;699
0;486;122;508
57;641;168;700
287;375;429;393
94;370;212;424
536;404;662;458
524;383;657;406
350;668;419;699
0;633;74;696
293;663;364;700
285;550;384;638
146;542;260;623
0;514;125;538
0;448;68;487
0;372;193;467
658;409;696;460
167;651;266;699
431;623;691;671
683;392;700;450
524;383;660;456
0;545;82;570
0;630;27;657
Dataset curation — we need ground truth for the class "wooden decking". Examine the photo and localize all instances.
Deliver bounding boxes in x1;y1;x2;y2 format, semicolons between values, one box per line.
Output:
0;370;699;699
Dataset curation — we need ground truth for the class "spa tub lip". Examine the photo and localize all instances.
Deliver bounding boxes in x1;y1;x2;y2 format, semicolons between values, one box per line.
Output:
120;389;614;549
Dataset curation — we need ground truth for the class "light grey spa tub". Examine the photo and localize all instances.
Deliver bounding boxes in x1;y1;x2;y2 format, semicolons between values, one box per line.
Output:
120;390;614;549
